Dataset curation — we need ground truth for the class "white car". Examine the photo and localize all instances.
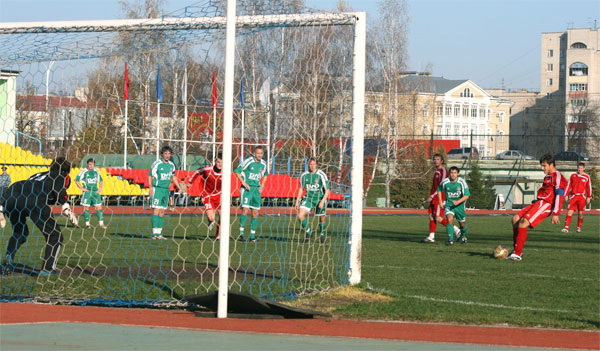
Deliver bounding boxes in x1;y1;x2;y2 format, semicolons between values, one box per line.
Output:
495;150;535;160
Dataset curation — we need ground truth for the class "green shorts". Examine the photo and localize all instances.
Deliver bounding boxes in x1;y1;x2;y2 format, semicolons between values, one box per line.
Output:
300;197;327;216
81;191;102;206
240;186;262;210
151;187;170;209
445;204;466;222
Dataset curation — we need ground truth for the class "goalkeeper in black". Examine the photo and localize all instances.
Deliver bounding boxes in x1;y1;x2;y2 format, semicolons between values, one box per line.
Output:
0;157;78;275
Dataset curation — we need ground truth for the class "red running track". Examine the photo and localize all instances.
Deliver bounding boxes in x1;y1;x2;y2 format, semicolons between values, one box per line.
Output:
1;303;598;350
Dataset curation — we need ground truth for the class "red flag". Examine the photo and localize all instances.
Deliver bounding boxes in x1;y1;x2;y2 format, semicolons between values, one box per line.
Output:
211;71;217;107
124;63;129;100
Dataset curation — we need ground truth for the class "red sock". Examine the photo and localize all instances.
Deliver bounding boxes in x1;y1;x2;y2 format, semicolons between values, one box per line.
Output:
216;223;221;237
564;215;572;228
577;217;583;229
515;227;528;256
429;220;436;233
441;218;448;226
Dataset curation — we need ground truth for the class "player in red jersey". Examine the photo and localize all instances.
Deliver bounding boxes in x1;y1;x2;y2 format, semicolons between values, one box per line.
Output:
188;154;222;239
562;162;592;233
508;154;568;261
424;154;459;243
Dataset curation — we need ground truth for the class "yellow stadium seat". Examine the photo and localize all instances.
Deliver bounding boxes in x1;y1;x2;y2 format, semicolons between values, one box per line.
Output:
9;146;19;158
24;153;34;165
130;184;142;196
34;154;44;165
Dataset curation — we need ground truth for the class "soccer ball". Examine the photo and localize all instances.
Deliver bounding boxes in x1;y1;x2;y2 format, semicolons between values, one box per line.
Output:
493;245;509;259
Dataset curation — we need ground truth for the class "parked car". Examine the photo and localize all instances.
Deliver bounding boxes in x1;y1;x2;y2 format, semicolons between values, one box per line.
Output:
554;151;590;162
495;150;535;160
447;147;479;159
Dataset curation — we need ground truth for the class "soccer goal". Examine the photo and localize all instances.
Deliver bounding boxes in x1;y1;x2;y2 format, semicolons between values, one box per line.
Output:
0;0;365;309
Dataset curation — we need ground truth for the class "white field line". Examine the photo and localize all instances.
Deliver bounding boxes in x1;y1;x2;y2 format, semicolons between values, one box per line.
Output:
363;264;598;282
404;295;573;313
364;283;574;314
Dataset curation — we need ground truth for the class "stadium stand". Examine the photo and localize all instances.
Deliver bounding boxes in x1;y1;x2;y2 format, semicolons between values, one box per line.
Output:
0;142;51;166
1;144;344;203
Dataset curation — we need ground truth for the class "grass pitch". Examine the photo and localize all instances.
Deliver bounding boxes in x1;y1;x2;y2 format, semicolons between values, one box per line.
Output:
1;212;598;329
349;214;600;330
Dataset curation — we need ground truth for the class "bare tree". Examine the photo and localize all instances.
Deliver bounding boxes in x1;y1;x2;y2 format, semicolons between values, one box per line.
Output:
14;81;42;151
567;100;600;156
367;0;410;206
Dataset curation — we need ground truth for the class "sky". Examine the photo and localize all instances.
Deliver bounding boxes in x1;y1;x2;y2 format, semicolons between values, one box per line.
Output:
1;0;599;92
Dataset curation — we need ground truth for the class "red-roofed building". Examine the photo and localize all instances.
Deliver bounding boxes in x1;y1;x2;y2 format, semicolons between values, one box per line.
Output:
17;89;101;151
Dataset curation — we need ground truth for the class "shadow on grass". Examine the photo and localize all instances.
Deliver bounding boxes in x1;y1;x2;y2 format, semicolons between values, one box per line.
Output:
362;229;599;249
466;251;495;258
565;318;600;328
109;231;300;243
1;262;47;277
111;232;210;241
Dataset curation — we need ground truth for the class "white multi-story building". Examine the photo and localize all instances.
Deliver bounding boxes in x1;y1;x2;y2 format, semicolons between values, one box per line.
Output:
364;75;512;157
432;78;511;157
0;69;18;146
541;27;599;155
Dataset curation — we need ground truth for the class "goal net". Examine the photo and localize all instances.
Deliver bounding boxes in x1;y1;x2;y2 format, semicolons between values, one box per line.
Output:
0;0;363;306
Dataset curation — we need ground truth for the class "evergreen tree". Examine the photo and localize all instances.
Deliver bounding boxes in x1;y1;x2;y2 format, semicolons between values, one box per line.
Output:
466;162;496;209
390;147;430;208
589;166;599;207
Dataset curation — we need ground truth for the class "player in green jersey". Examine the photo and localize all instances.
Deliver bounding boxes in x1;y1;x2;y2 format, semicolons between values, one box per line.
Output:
295;157;330;243
234;146;268;242
148;146;184;240
75;158;106;229
437;166;470;246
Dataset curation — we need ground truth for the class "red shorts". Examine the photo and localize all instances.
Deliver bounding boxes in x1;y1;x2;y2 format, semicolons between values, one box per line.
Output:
203;194;221;211
518;201;552;228
428;202;445;218
568;195;586;211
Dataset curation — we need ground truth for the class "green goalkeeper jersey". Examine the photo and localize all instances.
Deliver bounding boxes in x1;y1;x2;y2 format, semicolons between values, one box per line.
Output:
76;168;102;191
235;157;268;187
437;177;470;208
150;159;176;189
300;170;330;200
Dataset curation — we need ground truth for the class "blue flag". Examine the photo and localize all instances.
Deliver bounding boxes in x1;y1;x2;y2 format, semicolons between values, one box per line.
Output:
240;78;245;108
156;66;163;103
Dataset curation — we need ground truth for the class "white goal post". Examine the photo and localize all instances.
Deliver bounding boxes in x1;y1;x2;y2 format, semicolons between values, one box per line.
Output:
218;5;365;317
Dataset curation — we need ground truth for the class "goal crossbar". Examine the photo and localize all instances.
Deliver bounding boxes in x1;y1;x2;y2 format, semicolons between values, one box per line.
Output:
0;13;357;35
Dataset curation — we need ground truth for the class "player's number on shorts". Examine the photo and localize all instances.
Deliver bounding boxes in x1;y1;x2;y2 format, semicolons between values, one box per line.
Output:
153;198;159;206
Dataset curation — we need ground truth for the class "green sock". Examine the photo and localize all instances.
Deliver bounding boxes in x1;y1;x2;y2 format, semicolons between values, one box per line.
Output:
240;215;248;235
250;217;258;238
158;216;164;229
83;210;90;223
301;218;310;233
460;224;467;239
97;210;104;222
446;223;454;241
152;215;159;229
319;222;327;236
